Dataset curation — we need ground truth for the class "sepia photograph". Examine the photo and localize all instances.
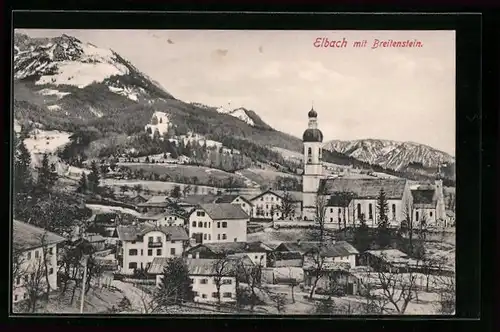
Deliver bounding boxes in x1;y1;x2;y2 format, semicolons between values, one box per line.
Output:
11;28;456;316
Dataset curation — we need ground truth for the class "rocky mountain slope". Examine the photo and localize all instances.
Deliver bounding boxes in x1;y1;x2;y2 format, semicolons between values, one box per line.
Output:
323;139;455;171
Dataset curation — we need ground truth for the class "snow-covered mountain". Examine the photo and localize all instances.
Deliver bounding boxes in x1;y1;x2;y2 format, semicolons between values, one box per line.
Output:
14;32;174;120
215;105;255;126
323;139;455;171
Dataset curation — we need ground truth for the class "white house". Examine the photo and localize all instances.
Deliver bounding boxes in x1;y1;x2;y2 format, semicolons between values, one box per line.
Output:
136;195;173;214
410;180;447;227
12;220;66;304
249;190;302;220
145;112;171;138
213;194;253;217
116;224;189;275
188;203;248;244
184;241;273;268
137;208;186;227
274;240;359;269
148;258;237;303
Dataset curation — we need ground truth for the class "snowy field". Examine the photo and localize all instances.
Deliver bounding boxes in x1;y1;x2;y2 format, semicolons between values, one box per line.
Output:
85;204;141;217
24;129;71;156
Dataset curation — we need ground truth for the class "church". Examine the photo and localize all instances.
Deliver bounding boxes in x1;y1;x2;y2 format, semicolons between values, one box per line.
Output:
300;107;447;228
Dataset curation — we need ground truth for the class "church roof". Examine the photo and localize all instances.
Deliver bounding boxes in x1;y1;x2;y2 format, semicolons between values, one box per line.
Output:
411;189;437;208
320;178;407;199
308;108;317;118
303;128;323;142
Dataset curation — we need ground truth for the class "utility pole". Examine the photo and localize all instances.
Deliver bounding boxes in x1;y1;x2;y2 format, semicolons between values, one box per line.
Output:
80;255;89;314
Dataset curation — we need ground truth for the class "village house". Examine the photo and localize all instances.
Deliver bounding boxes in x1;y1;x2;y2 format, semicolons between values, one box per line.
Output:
184;241;273;267
274;240;359;269
213;194;253;218
148;258;237;303
82;234;106;251
249;190;302;221
116;224;189;275
136;196;173;214
358;249;420;273
188;203;249;244
129;194;149;208
12;220;66;304
144;111;171;139
303;261;360;296
323;194;355;228
177;194;219;212
319;178;412;228
410;180;447;227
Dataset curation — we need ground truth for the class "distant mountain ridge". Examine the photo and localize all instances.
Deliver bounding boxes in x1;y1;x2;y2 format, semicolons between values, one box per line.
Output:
323;138;455;171
13;32;454;184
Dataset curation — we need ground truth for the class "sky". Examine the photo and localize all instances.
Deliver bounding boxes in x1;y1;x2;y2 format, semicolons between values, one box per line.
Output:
18;29;456;155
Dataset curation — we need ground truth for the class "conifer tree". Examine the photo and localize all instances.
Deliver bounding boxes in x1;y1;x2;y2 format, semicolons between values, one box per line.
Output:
36;153;58;193
87;161;100;193
154;258;193;308
14;139;33;194
77;172;88;193
376;188;391;248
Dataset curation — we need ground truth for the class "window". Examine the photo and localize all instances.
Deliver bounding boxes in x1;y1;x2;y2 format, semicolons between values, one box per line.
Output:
271;197;274;202
338;208;342;215
129;249;138;256
217;222;221;228
217;234;221;240
200;279;208;284
49;267;54;275
202;294;207;299
49;247;54;255
261;255;264;260
222;234;227;240
35;250;39;259
212;292;219;298
23;293;27;299
204;222;207;228
242;203;246;207
222;279;232;285
148;249;153;256
209;234;212;240
330;208;333;213
14;295;18;302
190;278;194;284
369;204;373;220
392;204;396;219
129;262;137;269
171;240;176;244
196;211;206;217
357;204;361;218
260;197;263;201
222;222;227;228
156;249;162;256
193;291;199;296
234;238;237;242
27;252;31;260
208;222;211;228
255;255;258;260
308;147;312;155
131;241;136;244
141;249;143;255
430;211;433;217
198;222;203;227
156;236;161;243
204;234;207;240
170;248;176;255
192;221;196;227
16;277;20;285
330;218;333;222
148;236;153;243
416;211;420;221
266;205;269;209
223;292;232;298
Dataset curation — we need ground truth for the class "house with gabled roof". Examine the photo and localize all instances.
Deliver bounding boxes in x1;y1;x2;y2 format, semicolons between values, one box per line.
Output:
249;189;302;221
115;224;189;275
184;241;273;267
137;205;187;227
214;194;253;217
12;220;66;304
188;203;249;245
148;258;238;303
136;195;173;214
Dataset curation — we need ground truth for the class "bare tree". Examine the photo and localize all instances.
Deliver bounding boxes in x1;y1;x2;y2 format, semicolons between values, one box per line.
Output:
211;257;234;308
278;191;295;220
333;188;356;230
313;187;328;244
23;254;48;313
435;275;455;314
358;272;391;314
235;257;263;312
305;249;326;300
267;291;287;313
287;267;299;303
182;184;193;197
401;198;416;255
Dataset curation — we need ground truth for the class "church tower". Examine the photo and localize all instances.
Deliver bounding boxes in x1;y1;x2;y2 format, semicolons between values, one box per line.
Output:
302;107;324;221
435;162;446;221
